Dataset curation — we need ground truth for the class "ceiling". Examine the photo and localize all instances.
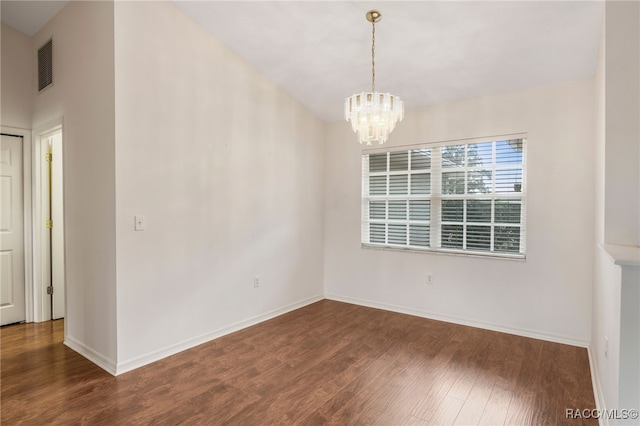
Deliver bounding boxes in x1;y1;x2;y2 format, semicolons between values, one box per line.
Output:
2;1;604;122
1;1;68;36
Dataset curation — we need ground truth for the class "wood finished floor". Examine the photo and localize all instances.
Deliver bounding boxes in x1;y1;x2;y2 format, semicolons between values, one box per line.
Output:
2;300;596;425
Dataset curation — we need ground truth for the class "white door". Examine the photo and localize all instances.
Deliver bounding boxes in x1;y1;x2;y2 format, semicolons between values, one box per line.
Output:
0;134;26;325
50;132;65;319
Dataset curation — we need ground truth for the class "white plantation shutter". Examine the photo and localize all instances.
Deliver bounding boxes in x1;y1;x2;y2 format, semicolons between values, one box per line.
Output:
362;136;527;258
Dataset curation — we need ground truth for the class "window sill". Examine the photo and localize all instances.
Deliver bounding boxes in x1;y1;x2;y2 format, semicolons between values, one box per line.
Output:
361;243;526;261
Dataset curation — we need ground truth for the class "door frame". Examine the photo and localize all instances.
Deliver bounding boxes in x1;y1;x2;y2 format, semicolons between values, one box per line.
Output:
1;126;33;323
32;118;65;322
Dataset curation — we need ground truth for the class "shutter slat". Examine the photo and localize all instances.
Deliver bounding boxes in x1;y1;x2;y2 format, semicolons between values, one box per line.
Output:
389;175;408;195
411;149;431;170
411;173;430;194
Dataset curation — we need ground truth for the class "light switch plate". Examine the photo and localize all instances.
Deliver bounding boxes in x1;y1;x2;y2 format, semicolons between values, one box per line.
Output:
135;215;145;231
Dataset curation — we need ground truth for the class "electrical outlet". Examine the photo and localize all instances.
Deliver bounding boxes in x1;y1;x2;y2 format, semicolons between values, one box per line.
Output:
254;276;260;288
427;274;433;285
605;336;609;359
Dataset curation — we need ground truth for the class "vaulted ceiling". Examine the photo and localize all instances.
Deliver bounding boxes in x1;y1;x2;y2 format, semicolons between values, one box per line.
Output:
2;1;604;122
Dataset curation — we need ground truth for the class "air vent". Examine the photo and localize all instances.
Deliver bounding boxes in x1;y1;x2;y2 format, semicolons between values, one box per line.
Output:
38;39;53;91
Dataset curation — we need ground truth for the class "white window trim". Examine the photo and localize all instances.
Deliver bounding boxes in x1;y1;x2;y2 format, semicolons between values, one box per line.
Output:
361;133;527;260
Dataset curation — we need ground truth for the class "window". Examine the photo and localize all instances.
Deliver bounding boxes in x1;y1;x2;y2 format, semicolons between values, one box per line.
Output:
362;137;526;258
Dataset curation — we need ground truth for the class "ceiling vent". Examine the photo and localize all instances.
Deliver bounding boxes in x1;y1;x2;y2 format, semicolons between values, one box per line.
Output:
38;39;53;92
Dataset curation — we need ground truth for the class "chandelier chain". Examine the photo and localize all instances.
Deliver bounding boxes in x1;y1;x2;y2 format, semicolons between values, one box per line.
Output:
371;21;376;92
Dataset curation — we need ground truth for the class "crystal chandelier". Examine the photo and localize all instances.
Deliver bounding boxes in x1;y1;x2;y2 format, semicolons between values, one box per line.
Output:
345;10;404;145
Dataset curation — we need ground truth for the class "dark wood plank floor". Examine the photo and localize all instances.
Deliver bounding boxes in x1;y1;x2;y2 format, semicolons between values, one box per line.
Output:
1;300;596;425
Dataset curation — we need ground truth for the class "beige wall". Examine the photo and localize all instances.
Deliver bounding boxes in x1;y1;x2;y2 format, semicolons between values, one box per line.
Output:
113;2;325;371
325;79;596;345
31;1;117;370
1;23;33;129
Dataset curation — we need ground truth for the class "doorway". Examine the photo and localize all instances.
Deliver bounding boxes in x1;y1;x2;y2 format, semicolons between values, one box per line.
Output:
34;126;65;321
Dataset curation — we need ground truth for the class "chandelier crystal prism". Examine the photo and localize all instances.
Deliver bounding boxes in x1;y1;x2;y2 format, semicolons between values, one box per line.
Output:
345;10;404;145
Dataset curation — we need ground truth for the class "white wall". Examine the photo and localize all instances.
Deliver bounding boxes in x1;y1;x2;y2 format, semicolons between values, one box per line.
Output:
593;246;622;412
592;2;640;418
591;9;616;412
31;1;117;370
325;79;595;345
604;0;640;246
1;23;33;129
113;2;325;371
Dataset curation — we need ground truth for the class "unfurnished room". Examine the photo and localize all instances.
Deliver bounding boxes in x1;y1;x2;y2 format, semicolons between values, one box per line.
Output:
0;1;638;425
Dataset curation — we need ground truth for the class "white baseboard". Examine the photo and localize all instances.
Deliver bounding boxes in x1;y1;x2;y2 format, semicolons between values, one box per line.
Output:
115;294;324;375
325;293;590;348
588;345;608;426
64;335;117;375
68;293;592;378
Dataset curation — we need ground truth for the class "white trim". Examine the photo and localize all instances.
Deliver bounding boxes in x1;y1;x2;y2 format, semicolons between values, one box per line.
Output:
588;344;608;426
325;293;590;348
362;132;528;154
115;294;324;376
32;130;49;321
31;118;64;323
362;138;527;258
64;335;117;375
601;243;640;266
0;126;33;323
361;242;527;261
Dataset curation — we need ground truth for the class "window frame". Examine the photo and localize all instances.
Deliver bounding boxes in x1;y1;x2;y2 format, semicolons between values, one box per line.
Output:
361;134;527;260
